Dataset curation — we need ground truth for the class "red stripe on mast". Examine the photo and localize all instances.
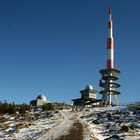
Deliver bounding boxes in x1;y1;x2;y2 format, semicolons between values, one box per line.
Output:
109;7;112;15
107;38;114;49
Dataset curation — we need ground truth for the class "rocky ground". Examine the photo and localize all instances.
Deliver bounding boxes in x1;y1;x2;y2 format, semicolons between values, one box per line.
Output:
0;103;140;140
79;105;140;140
0;110;77;140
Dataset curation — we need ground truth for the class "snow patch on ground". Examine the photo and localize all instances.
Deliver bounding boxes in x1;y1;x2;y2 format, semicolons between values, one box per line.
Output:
38;110;75;140
1;105;140;140
0;110;76;140
79;106;140;140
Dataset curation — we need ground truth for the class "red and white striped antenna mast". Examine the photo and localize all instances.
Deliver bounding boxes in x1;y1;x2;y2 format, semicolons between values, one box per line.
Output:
99;7;121;107
107;6;114;69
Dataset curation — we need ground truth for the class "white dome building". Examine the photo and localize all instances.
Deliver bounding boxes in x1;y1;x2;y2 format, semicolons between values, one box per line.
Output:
72;84;100;108
37;95;47;102
81;84;97;99
30;94;47;107
85;84;94;90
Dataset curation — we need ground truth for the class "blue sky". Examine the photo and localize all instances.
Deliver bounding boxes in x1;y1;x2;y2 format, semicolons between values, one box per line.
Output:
0;0;140;104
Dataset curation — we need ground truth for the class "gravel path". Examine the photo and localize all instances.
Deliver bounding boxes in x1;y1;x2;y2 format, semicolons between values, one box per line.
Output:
38;111;76;140
56;121;83;140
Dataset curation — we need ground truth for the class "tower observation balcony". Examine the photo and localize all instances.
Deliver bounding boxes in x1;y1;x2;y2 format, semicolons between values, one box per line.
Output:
99;68;121;106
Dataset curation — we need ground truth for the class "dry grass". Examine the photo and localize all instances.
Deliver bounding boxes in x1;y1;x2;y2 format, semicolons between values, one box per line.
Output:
90;133;99;140
0;116;8;123
0;135;4;138
1;123;10;130
16;123;29;132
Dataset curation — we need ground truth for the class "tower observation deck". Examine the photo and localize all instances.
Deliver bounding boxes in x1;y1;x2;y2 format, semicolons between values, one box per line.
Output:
99;7;121;106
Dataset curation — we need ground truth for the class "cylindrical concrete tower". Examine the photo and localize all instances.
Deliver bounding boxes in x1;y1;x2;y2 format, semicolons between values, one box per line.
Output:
99;7;121;107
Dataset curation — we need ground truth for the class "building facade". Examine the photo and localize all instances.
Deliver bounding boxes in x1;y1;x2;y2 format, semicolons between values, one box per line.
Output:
72;85;100;108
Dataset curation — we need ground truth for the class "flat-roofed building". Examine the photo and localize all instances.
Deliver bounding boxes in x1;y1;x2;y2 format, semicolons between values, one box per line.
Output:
72;85;101;108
